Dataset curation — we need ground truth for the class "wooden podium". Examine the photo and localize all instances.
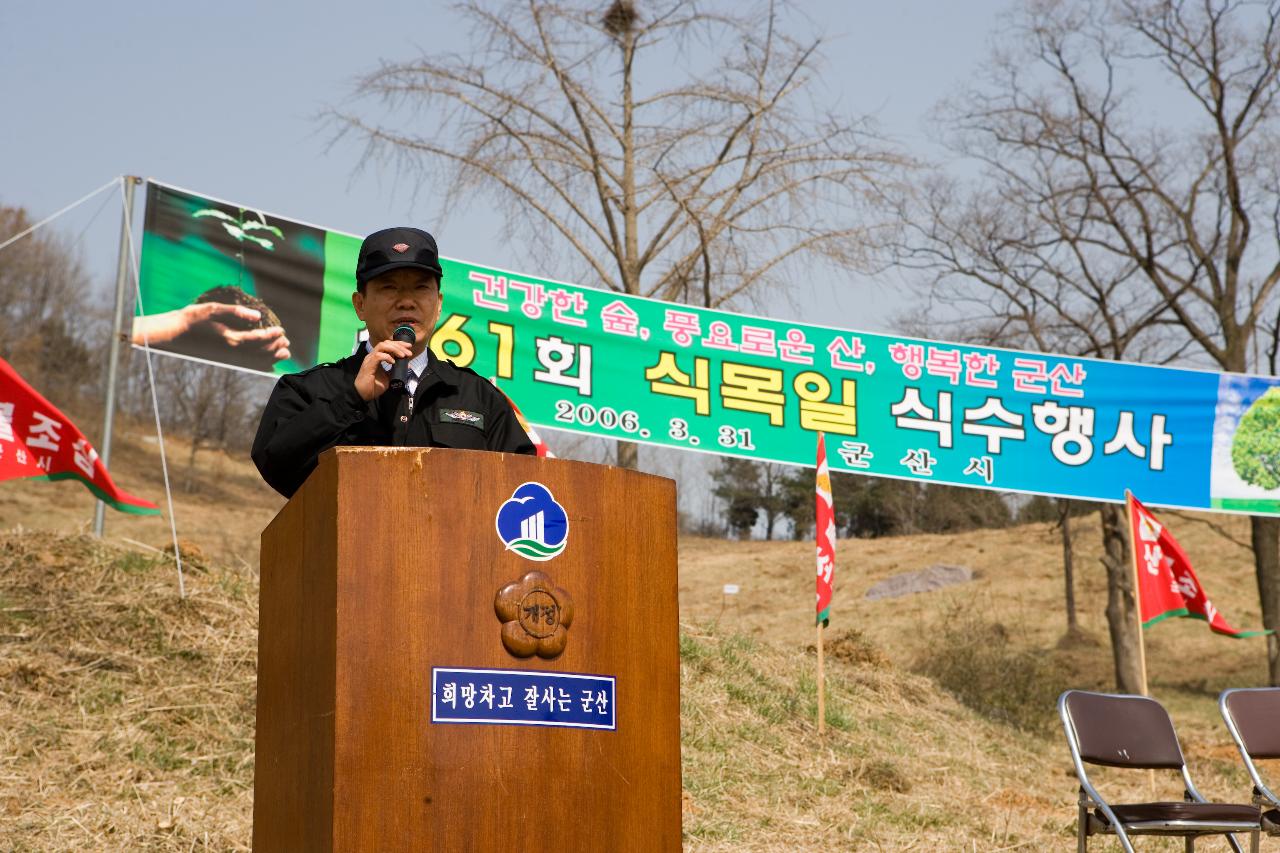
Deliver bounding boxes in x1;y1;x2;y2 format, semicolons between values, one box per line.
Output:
253;447;681;852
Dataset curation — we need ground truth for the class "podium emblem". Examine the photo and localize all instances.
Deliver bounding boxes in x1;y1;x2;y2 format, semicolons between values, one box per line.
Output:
495;482;569;561
495;571;575;658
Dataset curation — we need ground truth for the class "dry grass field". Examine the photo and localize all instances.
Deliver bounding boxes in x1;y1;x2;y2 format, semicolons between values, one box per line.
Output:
1;421;1277;850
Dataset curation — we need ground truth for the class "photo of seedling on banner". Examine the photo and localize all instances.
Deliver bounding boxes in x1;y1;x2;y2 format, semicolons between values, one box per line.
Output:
133;185;327;375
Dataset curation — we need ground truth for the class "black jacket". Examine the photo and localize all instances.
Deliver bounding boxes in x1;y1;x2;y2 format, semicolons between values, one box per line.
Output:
252;349;535;497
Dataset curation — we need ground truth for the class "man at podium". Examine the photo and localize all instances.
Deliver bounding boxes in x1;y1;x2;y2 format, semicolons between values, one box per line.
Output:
252;226;534;497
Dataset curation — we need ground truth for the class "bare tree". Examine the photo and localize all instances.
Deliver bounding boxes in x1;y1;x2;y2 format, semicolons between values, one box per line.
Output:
905;0;1280;689
0;206;104;411
709;456;761;539
1058;500;1081;638
329;0;905;468
143;360;264;491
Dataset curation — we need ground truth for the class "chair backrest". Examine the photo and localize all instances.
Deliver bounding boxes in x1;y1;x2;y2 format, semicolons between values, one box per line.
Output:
1222;688;1280;759
1061;690;1185;769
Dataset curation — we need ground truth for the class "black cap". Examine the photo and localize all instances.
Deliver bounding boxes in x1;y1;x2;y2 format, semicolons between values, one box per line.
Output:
355;226;444;284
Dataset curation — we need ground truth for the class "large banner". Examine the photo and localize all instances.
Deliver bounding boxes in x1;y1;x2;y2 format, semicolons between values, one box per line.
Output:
137;181;1280;515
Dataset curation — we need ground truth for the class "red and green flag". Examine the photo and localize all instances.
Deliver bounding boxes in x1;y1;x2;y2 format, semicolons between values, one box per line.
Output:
1127;491;1265;638
816;432;835;627
0;358;159;515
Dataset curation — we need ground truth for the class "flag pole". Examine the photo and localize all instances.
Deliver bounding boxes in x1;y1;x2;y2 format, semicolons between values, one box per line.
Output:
1125;489;1156;798
817;620;826;736
93;176;140;537
814;431;833;736
1124;490;1150;697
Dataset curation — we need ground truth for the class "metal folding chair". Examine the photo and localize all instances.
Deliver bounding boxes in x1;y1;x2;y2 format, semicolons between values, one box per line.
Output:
1059;690;1260;852
1219;688;1280;836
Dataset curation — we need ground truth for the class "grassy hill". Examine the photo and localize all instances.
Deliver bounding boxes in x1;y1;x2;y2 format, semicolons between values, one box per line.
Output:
0;424;1275;850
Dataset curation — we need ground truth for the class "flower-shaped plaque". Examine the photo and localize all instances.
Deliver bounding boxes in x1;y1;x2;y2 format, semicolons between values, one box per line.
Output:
495;571;575;659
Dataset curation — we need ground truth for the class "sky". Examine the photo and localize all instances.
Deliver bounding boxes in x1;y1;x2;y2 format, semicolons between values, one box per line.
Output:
0;1;1012;521
0;0;1008;323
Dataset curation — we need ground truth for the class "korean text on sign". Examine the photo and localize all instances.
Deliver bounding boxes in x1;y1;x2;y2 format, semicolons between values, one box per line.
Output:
431;667;616;731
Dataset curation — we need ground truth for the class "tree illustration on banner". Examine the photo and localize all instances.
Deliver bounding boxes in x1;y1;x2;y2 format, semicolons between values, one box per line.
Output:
1127;492;1266;638
1232;387;1280;491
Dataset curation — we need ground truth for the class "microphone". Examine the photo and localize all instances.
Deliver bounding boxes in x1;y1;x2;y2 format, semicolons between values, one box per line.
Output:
388;324;416;391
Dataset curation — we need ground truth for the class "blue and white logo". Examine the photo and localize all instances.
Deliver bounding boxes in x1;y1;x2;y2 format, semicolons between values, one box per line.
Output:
496;482;569;561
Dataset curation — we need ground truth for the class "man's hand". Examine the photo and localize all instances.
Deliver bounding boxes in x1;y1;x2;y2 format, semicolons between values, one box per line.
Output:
131;303;291;362
354;338;414;401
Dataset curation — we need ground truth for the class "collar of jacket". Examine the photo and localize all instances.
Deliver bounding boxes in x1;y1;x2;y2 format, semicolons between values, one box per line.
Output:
414;348;460;398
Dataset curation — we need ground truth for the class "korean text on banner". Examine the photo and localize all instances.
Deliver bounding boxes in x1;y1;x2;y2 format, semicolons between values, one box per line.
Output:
136;181;1280;515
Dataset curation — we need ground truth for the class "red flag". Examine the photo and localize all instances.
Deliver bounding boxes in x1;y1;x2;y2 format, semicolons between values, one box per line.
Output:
816;432;835;626
0;358;158;515
1127;492;1264;638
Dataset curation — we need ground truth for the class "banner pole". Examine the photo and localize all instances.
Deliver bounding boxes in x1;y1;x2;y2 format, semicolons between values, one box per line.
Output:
817;621;826;736
93;176;140;537
1124;491;1150;698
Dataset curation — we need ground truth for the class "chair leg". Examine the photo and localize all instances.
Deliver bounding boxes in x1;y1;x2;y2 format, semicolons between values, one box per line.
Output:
1184;836;1193;852
1077;804;1087;853
1251;829;1260;853
1112;823;1137;853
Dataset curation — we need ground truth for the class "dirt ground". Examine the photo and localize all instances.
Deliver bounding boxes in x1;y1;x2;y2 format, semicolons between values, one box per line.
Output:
1;423;1276;850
